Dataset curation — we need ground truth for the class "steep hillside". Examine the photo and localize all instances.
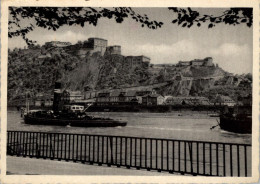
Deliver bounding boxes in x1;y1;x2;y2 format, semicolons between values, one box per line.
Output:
62;53;152;91
7;46;252;104
8;46;81;102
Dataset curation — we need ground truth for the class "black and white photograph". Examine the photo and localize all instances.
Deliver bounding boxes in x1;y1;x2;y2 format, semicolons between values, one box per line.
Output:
1;0;259;183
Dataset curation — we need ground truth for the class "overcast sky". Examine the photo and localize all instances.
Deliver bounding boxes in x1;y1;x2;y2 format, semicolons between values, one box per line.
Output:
8;8;253;74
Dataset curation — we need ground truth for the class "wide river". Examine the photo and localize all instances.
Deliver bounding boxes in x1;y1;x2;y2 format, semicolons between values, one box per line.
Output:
7;110;251;144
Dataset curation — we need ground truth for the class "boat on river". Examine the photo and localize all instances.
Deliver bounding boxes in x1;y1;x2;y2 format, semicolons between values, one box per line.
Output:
219;105;252;134
23;82;127;127
24;105;127;127
219;115;251;134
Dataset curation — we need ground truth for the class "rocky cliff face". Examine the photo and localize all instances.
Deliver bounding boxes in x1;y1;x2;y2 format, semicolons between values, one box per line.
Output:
7;46;252;104
62;53;151;91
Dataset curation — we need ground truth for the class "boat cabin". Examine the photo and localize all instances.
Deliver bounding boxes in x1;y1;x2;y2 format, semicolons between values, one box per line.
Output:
63;105;85;113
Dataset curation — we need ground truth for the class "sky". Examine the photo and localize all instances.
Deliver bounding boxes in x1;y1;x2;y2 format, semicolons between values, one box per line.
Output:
8;8;253;74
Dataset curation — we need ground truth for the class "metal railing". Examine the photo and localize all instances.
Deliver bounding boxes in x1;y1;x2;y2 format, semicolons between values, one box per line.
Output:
7;131;251;176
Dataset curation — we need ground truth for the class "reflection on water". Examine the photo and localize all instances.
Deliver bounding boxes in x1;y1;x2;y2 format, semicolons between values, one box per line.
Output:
7;111;251;144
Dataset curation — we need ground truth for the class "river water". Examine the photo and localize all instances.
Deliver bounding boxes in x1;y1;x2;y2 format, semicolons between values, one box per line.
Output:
7;110;251;144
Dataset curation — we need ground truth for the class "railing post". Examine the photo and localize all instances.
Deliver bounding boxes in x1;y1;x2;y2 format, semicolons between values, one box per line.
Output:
29;132;32;157
60;134;63;160
130;137;133;167
125;137;127;166
140;138;142;169
76;134;79;161
203;142;205;175
72;134;75;161
184;141;187;173
107;136;108;165
37;132;41;158
237;145;240;177
50;133;54;159
244;145;247;177
172;141;175;173
53;133;56;160
97;136;100;164
101;136;104;164
216;143;219;176
45;133;48;159
135;138;137;167
160;140;163;171
223;144;226;176
150;139;152;170
64;134;67;160
197;142;199;174
115;137;117;165
210;143;212;176
178;141;180;172
22;132;25;157
10;132;13;156
110;137;114;164
56;133;59;159
156;139;158;170
230;144;233;176
167;140;169;171
7;132;10;150
93;136;95;163
120;137;122;166
188;142;193;174
84;135;87;162
145;138;147;168
16;131;19;156
88;135;91;162
80;135;83;162
68;134;71;161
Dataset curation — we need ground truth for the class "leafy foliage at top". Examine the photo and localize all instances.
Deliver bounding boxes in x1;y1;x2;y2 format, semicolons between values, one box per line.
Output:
8;7;163;45
8;7;252;45
169;8;252;28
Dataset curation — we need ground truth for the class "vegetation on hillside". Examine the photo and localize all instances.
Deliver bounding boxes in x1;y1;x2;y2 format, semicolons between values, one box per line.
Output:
8;45;81;102
8;45;252;105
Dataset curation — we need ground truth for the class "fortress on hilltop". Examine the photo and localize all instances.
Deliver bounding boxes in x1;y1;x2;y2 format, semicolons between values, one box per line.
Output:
177;57;214;67
43;38;217;70
44;37;151;68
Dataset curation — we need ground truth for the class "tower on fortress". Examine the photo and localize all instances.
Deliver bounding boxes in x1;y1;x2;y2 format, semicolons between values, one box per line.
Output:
106;45;121;55
83;38;108;56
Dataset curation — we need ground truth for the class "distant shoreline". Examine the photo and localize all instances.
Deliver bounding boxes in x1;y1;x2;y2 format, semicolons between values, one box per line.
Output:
7;104;221;113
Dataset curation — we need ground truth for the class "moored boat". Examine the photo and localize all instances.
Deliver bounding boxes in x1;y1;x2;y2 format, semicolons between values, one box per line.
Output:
219;105;252;134
219;115;251;134
24;114;127;127
24;107;127;127
23;82;127;127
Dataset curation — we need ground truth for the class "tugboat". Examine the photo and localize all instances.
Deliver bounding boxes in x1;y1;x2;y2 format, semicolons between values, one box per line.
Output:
219;105;252;134
24;82;127;127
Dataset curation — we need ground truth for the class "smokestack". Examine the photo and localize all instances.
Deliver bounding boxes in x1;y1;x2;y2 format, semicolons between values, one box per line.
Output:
53;82;62;113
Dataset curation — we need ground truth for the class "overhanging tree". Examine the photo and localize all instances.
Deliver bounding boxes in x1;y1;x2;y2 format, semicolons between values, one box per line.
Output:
8;7;252;45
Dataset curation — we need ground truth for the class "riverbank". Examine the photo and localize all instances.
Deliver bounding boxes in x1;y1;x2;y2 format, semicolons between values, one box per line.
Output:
8;104;221;114
6;156;173;175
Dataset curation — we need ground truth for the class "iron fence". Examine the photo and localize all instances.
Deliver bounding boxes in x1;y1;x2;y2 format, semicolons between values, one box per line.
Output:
7;131;251;176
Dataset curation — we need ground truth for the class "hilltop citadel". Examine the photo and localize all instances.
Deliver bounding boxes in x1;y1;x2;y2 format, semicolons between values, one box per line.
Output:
8;37;252;109
41;38;151;69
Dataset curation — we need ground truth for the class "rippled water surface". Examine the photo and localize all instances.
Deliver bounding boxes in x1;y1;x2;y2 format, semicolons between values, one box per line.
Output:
7;111;251;144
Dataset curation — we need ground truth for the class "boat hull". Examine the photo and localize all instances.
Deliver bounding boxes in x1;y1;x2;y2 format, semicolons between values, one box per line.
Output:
24;116;127;127
219;116;252;134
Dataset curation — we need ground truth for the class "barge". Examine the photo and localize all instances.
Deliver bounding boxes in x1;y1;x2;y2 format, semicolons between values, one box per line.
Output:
219;105;252;134
24;105;127;127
